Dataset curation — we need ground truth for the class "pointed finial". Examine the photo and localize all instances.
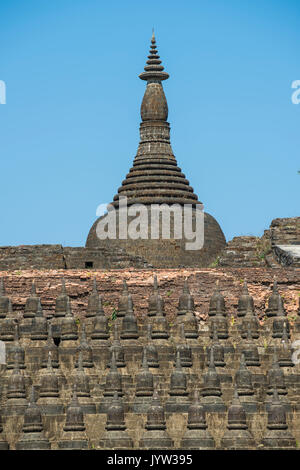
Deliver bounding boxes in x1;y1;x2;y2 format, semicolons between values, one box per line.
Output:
97;295;105;316
282;321;288;342
153;275;158;291
183;278;190;294
66;297;72;317
47;351;52;370
152;386;159;401
139;32;169;82
175;350;182;370
123;280;128;293
61;277;66;295
157;297;164;316
193;389;200;404
47;321;53;340
127;294;134;314
240;353;247;368
147;323;152;338
278;296;285;316
142;347;148;370
36;298;43;317
71;384;79;405
273;279;278;293
92;277;98;294
78;349;83;371
209;347;215;369
242;280;249;294
110;350;117;371
14;321;20;342
31;280;37;296
80;322;87;343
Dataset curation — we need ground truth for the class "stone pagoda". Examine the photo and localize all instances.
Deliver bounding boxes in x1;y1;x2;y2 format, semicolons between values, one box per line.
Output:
86;33;225;267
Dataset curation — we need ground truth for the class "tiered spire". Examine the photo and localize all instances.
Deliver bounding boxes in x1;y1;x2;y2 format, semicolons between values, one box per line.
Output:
111;32;201;209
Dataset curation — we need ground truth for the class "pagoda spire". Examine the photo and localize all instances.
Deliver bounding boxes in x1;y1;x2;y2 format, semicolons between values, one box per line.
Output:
139;32;169;82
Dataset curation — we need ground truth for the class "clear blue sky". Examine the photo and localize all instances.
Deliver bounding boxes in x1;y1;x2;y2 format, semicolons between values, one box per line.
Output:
0;0;299;247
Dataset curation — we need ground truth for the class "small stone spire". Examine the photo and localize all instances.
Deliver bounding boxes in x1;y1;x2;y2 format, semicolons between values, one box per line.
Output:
234;354;254;396
151;297;169;339
180;390;215;449
145;323;159;367
91;295;109;340
117;280;130;317
240;324;260;366
227;387;248;430
104;351;123;396
16;386;51;450
278;321;294;367
148;275;165;316
7;353;26;399
6;321;25;369
267;349;287;395
39;351;59;398
60;298;78;341
272;296;290;339
64;387;85;432
169;350;188;396
120;294;139;339
75;322;93;368
54;277;69;318
42;322;59;368
106;391;126;431
220;386;256;449
135;348;154;396
139;386;174;448
175;323;192;367
23;386;43;433
58;386;89;449
177;278;195;315
109;323;125;367
207;323;225;367
202;349;222;398
266;278;282;317
31;299;48;340
241;299;259;339
209;294;229;339
86;277;99;318
238;280;254;317
99;391;133;449
209;280;225;316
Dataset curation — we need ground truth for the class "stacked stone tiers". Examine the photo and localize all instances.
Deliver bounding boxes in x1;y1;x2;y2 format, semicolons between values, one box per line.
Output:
0;275;299;450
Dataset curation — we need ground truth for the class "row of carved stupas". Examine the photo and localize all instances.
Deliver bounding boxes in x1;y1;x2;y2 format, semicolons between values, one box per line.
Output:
0;276;299;449
0;380;296;450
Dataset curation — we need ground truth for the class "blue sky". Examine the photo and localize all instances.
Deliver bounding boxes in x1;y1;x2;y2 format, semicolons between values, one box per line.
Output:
0;0;299;246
